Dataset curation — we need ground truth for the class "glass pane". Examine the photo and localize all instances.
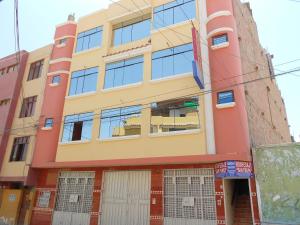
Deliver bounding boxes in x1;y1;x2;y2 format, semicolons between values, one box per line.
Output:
89;31;102;48
100;118;111;139
182;1;196;19
150;97;199;133
174;51;193;75
162;56;174;77
152;58;163;80
62;124;73;142
113;67;124;87
83;73;97;93
113;28;122;46
124;63;143;85
110;118;121;138
121;26;132;44
131;19;150;41
76;76;84;94
82;120;93;140
69;78;78;96
76;38;83;52
163;8;174;27
153;12;163;29
82;36;90;51
104;69;115;89
173;5;186;24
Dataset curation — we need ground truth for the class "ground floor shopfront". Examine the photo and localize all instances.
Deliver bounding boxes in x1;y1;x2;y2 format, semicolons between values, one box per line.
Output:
30;163;261;225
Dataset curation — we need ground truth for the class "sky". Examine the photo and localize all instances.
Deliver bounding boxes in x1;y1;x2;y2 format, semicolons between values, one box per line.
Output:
0;0;299;141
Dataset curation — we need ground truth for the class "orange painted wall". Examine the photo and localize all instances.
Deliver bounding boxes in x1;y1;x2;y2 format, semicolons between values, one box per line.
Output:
31;22;77;171
206;0;250;157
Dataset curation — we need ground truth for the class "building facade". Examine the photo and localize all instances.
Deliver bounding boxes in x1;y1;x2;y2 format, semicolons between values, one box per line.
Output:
0;0;291;225
0;46;52;225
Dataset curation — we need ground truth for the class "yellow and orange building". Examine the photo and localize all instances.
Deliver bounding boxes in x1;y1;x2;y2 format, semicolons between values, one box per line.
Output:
0;0;291;225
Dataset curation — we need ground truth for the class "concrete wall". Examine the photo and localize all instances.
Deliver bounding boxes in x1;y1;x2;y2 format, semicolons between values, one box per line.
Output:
233;0;291;147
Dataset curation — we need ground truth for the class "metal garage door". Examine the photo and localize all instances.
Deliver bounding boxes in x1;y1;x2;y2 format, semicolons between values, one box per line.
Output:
164;169;217;225
52;171;95;225
100;171;151;225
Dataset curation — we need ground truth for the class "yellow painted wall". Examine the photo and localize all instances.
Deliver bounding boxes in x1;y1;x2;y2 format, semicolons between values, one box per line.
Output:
0;45;52;178
0;189;22;225
56;0;208;162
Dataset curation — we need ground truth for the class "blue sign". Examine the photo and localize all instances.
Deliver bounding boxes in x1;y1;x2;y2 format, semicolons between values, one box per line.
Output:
215;161;253;178
192;60;204;89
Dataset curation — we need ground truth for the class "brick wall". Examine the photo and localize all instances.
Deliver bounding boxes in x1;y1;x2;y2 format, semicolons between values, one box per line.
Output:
233;0;291;147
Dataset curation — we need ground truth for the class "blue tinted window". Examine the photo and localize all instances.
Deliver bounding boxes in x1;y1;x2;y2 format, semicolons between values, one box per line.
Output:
44;118;54;128
99;106;141;139
76;27;103;52
104;56;143;89
113;19;150;46
62;112;93;142
153;0;196;29
212;34;228;46
152;43;193;79
218;91;234;104
69;67;98;96
52;75;61;84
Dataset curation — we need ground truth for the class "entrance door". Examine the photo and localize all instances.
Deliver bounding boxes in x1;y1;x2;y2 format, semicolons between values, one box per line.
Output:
52;171;95;225
100;171;151;225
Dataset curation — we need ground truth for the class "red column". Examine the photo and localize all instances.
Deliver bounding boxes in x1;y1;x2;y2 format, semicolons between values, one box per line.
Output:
250;178;261;225
31;21;77;169
150;168;163;225
206;0;250;158
90;170;103;225
215;178;226;225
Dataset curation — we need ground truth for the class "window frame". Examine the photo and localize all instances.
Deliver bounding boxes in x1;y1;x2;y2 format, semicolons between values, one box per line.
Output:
113;17;151;46
150;97;200;134
99;105;142;140
152;43;194;80
69;67;98;96
61;112;94;143
217;90;235;104
212;34;229;46
27;60;44;81
75;27;103;52
104;56;144;89
52;75;61;84
153;0;196;29
19;96;37;118
9;136;30;162
44;118;54;128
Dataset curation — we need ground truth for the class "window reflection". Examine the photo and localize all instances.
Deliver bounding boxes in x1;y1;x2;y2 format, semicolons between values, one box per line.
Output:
113;16;151;46
152;43;193;79
69;67;98;96
104;56;143;89
62;112;94;142
76;27;103;52
100;105;142;139
150;97;200;133
153;0;196;29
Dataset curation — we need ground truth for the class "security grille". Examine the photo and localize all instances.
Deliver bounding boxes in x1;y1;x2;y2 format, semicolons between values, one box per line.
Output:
54;171;95;213
164;169;217;225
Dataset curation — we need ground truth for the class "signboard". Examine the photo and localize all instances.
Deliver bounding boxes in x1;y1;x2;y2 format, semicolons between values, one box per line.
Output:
253;144;300;224
182;197;195;207
215;161;253;178
192;27;204;89
69;194;79;203
37;191;51;208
